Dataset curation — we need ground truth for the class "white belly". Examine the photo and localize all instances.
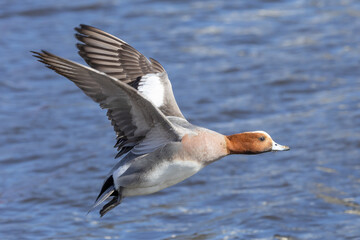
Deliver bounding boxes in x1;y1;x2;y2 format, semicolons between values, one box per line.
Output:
122;160;203;197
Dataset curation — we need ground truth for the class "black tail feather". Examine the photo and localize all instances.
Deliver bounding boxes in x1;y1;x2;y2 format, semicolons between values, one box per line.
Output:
88;176;124;216
100;187;123;217
96;176;114;201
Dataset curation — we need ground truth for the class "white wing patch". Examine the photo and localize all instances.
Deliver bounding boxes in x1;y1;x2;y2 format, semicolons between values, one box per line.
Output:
137;73;164;108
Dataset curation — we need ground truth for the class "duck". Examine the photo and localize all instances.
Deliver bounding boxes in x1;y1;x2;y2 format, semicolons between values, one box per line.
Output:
32;24;290;217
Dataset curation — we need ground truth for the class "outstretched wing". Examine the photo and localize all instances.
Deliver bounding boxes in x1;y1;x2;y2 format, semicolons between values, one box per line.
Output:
33;51;180;158
75;24;184;119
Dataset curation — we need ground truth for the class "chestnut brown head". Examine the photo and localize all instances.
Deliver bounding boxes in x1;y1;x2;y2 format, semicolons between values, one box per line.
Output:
226;131;290;155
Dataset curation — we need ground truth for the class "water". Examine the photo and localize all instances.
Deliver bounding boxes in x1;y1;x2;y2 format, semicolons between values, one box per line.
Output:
1;0;360;239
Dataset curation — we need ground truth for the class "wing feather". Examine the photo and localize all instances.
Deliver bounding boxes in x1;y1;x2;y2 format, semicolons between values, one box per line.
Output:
33;51;180;157
75;24;185;119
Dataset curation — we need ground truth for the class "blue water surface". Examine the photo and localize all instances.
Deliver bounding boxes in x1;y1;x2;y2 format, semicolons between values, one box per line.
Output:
1;0;360;239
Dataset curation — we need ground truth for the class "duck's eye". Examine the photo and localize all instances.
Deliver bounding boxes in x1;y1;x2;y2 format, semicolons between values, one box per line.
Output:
259;136;265;141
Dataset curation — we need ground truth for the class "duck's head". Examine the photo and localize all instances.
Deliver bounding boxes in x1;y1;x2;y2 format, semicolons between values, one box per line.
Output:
225;131;290;155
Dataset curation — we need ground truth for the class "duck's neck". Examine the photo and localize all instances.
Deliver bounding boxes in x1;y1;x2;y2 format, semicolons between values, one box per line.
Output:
225;133;246;154
181;130;229;164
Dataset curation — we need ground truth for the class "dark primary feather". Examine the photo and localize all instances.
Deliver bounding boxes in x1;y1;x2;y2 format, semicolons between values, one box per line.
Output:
75;24;162;82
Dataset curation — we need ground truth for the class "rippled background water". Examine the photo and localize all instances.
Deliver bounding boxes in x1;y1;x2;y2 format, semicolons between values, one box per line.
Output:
1;0;360;239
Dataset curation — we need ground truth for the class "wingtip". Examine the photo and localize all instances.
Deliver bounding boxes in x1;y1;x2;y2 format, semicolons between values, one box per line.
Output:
75;24;89;31
74;27;81;33
76;43;84;49
76;24;100;33
31;51;40;59
75;33;84;42
31;50;54;63
31;50;49;61
31;50;43;56
79;24;91;29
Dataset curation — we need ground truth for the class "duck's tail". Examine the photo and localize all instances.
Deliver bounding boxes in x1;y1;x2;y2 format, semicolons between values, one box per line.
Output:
88;176;123;217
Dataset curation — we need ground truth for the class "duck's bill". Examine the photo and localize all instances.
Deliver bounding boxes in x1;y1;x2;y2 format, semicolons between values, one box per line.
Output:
272;141;290;151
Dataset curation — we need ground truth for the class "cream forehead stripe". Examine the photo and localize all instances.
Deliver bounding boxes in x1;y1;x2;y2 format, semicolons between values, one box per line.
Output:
253;131;272;139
